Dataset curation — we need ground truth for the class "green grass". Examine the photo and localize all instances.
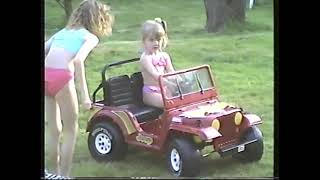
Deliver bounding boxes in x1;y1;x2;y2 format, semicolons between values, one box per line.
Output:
45;0;274;178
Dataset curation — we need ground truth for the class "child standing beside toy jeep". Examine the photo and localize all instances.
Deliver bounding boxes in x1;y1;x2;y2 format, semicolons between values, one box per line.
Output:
44;0;114;176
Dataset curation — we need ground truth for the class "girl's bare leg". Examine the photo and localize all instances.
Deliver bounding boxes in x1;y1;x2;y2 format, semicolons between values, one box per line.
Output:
143;92;164;108
45;96;62;174
55;80;79;177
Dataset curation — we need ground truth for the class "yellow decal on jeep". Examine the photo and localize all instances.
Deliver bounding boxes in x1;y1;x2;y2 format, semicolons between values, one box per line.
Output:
88;106;103;120
136;133;153;145
113;111;137;135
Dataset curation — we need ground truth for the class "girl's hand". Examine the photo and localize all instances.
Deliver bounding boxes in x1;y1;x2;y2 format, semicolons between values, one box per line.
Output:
167;99;174;105
83;99;92;110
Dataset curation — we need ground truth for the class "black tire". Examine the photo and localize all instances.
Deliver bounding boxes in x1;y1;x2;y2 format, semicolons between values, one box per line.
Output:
88;122;128;162
166;138;201;177
233;126;264;162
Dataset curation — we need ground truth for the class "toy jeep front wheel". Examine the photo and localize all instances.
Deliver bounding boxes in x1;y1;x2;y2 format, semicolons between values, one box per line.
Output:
88;122;128;162
166;138;200;177
233;126;264;162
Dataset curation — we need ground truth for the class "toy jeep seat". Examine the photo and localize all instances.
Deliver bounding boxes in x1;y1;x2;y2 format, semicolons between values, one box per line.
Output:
104;75;134;106
130;72;163;120
103;73;163;123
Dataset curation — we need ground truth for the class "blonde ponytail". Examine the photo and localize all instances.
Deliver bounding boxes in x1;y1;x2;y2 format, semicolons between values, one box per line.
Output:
154;17;168;51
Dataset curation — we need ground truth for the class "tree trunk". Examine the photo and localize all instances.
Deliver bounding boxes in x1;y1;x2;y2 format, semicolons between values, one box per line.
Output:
64;0;73;20
204;0;246;33
228;0;246;22
204;0;227;32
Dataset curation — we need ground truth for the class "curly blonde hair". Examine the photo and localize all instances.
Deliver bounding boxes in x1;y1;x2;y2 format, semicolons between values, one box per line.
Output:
66;0;114;38
141;17;168;51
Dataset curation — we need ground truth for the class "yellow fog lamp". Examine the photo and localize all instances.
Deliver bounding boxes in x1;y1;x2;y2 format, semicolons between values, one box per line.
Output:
234;112;243;125
211;119;220;130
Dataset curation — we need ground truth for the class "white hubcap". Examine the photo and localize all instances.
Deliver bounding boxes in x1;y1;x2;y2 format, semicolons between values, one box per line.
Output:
170;148;181;171
95;133;112;154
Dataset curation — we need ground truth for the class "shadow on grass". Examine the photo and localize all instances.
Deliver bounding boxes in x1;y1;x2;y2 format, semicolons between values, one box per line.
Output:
221;21;273;35
122;146;247;177
125;146;166;165
188;21;272;38
199;155;243;177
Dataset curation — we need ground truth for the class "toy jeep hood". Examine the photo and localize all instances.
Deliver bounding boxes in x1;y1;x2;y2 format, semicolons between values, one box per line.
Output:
178;101;240;119
173;100;243;127
172;100;262;129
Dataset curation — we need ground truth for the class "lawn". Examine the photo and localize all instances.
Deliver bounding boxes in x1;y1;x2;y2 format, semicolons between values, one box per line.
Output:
44;0;274;178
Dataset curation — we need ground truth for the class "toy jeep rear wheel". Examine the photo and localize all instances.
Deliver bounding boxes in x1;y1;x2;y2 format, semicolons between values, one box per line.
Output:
88;122;128;162
233;126;264;162
166;137;200;177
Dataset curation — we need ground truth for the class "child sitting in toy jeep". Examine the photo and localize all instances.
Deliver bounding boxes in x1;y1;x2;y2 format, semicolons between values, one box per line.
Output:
139;17;177;108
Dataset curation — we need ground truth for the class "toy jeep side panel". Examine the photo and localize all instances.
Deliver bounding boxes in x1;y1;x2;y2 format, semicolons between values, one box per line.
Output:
86;107;141;141
159;121;222;152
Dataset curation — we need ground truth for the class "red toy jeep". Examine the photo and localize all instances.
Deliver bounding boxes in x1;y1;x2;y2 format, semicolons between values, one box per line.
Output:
86;58;264;177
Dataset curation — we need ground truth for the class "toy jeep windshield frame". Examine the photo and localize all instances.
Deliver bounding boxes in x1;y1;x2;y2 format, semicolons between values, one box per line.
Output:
159;65;218;109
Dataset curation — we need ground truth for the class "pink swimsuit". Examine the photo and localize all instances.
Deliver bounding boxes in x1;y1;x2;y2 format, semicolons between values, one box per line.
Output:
45;28;88;97
45;68;73;96
143;85;161;93
143;55;168;93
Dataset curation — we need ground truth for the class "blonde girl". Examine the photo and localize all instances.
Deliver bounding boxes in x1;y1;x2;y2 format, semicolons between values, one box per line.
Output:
44;0;114;176
139;18;175;108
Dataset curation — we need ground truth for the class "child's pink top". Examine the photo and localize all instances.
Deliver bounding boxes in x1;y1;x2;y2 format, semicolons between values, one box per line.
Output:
152;55;168;67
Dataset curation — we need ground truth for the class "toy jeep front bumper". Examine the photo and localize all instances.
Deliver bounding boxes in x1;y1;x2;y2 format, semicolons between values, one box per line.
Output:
218;139;257;157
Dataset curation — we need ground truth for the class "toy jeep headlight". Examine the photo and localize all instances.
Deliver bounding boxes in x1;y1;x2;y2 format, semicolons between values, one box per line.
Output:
234;112;243;125
211;119;220;130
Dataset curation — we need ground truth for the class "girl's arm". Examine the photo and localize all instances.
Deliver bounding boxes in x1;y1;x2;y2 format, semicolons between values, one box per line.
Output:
45;35;55;56
164;52;175;73
73;33;99;109
140;55;163;81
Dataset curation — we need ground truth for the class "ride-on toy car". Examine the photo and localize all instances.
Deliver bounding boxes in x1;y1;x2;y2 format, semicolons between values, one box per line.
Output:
86;58;264;177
